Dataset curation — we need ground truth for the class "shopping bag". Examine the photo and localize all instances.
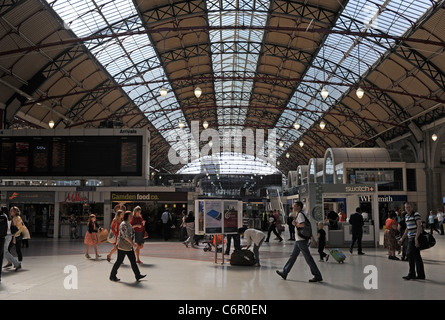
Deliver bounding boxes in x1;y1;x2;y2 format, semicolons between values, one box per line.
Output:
97;229;109;245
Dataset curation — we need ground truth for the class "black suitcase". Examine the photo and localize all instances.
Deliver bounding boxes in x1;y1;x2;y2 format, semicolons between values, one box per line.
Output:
230;249;256;266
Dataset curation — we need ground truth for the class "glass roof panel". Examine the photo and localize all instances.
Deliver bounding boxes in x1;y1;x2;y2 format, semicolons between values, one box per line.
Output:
48;0;190;159
275;0;434;156
208;0;270;128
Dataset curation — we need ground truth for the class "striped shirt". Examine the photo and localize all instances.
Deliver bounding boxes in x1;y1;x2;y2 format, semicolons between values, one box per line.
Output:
405;212;421;238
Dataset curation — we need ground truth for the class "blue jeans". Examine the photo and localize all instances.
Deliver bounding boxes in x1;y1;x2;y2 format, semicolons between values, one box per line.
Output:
282;240;322;279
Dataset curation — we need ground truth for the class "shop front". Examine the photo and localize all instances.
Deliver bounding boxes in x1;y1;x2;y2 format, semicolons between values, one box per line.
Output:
58;190;104;239
5;191;55;237
110;191;190;239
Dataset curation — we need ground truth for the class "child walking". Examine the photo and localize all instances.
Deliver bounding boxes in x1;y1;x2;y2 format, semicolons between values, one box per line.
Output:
317;222;329;262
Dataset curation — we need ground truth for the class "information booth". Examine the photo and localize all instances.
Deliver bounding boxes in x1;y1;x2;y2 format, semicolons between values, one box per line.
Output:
298;183;380;248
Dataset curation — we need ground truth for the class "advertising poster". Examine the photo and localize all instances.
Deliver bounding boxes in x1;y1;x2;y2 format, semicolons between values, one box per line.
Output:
223;200;239;234
204;200;223;234
196;200;205;235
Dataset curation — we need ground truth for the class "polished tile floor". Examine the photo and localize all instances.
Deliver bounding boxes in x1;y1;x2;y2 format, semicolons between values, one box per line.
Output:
1;230;445;300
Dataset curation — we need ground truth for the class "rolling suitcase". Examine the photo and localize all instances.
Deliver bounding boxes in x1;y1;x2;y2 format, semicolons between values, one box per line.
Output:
330;248;346;263
230;249;256;266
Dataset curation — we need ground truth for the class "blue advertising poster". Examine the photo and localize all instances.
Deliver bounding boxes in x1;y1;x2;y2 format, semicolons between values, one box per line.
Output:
205;200;223;234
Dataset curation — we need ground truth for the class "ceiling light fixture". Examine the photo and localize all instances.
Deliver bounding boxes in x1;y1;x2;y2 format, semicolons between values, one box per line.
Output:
194;86;202;98
319;120;326;130
294;122;300;130
432;133;438;141
178;121;184;129
160;87;167;97
299;140;304;147
203;120;209;129
356;87;364;99
321;87;329;100
49;120;55;128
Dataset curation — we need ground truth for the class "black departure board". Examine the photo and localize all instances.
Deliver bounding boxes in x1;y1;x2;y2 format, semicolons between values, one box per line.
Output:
0;135;142;177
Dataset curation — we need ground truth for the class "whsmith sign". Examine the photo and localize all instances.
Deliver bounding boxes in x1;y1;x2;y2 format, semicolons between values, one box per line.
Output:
111;192;187;202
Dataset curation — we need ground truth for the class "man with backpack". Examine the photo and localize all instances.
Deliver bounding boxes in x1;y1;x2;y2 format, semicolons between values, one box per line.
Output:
276;201;323;283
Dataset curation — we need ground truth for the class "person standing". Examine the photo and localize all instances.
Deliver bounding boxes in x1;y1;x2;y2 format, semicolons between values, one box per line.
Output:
109;211;146;282
107;210;123;262
349;207;365;255
276;201;322;282
437;208;444;235
398;202;425;280
131;206;145;264
384;211;400;260
0;207;7;282
161;209;172;241
287;205;296;241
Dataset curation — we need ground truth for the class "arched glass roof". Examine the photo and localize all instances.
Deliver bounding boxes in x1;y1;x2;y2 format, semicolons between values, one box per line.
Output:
178;152;282;175
2;0;443;175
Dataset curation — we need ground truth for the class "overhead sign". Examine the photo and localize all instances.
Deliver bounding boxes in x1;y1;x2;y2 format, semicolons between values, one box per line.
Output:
111;192;187;202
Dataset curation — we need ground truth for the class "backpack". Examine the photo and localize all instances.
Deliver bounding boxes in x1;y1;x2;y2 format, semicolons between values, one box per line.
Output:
296;212;312;240
0;213;8;238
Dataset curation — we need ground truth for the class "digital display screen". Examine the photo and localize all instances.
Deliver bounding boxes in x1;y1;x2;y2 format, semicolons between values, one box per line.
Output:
0;135;142;177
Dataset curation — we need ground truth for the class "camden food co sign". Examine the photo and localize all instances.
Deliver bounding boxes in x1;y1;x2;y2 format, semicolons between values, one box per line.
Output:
111;192;187;202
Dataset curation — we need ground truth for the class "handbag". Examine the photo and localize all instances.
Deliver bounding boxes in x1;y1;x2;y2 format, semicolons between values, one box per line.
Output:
418;231;436;250
296;212;312;240
97;228;109;245
107;231;116;244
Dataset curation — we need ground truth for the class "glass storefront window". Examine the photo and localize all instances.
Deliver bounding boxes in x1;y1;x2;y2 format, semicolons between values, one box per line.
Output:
325;154;334;184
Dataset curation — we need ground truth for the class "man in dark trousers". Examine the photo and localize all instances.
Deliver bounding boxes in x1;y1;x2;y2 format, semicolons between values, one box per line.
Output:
349;207;365;255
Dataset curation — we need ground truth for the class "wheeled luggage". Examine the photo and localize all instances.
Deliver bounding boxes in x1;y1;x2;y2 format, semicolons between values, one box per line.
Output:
230;249;256;266
330;248;346;263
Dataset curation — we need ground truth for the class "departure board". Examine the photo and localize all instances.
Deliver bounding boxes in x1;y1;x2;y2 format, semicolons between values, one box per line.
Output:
0;135;143;177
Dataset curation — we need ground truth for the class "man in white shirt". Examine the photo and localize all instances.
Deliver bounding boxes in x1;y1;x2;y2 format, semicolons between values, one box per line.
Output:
161;210;172;241
276;201;322;283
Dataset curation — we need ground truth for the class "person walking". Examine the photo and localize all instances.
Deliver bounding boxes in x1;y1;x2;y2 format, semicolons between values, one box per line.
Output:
398;202;425;280
265;210;282;242
107;210;123;262
349;207;365;255
8;206;27;265
317;222;329;262
84;214;102;259
276;201;323;282
109;211;146;282
183;211;197;248
131;206;145;264
1;207;21;272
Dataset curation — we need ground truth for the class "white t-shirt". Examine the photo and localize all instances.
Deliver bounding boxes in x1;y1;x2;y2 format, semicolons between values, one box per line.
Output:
295;211;308;241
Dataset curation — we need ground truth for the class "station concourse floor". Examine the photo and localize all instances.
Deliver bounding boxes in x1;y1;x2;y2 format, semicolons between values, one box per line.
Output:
1;230;445;301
